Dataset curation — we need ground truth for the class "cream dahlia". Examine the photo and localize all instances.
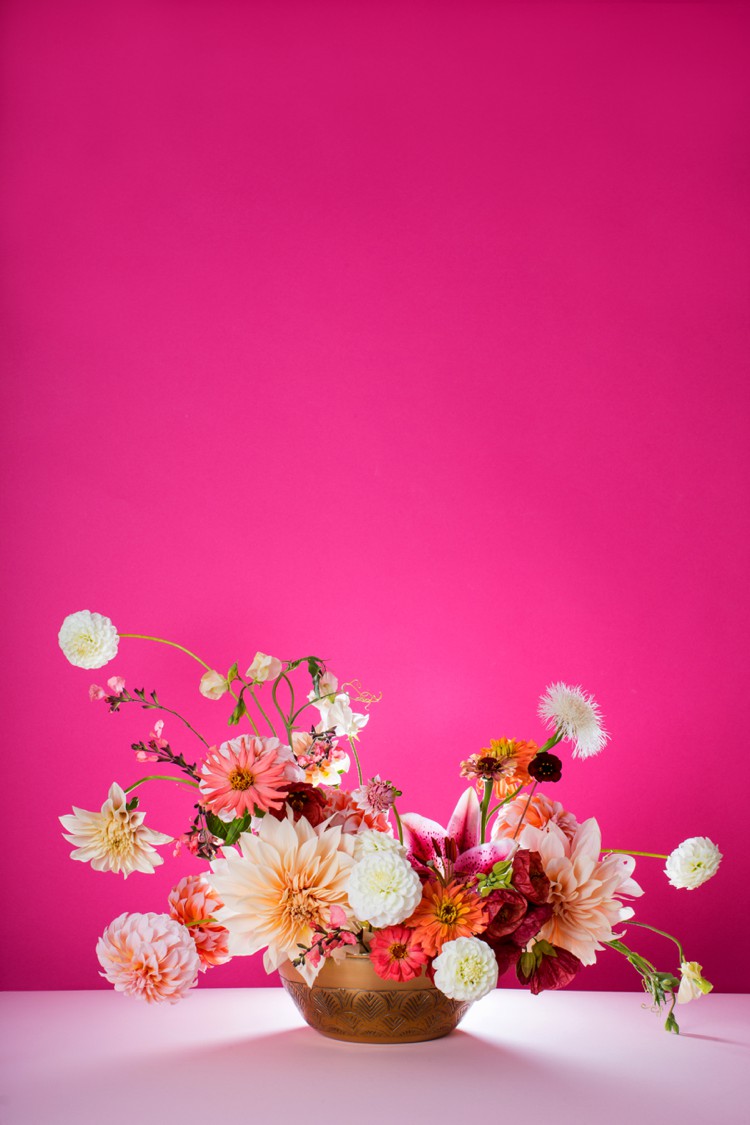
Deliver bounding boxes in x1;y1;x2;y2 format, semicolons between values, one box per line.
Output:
347;851;422;928
206;815;355;983
60;782;172;877
538;682;608;759
432;936;498;1002
58;610;119;669
168;875;231;971
520;819;643;965
199;735;291;818
665;837;722;890
97;912;200;1003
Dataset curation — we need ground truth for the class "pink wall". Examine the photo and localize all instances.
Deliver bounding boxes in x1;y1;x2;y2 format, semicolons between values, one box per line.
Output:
2;0;748;993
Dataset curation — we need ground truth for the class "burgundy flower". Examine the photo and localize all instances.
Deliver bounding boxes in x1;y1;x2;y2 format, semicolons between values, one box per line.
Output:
517;942;582;995
484;937;523;980
266;783;328;827
528;752;563;783
512;849;551;905
507;902;553;948
483;888;528;940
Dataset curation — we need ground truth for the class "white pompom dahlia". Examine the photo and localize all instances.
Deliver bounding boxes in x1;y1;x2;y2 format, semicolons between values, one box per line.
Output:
665;837;722;890
432;937;499;1002
347;851;422;928
58;610;119;669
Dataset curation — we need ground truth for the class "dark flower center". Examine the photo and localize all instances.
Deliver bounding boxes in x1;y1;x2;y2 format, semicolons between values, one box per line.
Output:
390;943;409;960
437;902;460;924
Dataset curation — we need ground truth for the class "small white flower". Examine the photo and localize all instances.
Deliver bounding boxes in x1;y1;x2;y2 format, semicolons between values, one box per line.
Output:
432;937;499;1002
246;652;283;683
60;782;172;877
326;694;370;739
347;850;422;928
199;670;229;700
353;829;406;862
677;961;713;1004
665;837;722;890
58;610;119;669
538;682;608;759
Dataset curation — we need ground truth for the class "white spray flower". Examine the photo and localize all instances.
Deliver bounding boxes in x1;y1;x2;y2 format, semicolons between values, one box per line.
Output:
347;851;421;928
665;837;722;890
58;610;119;669
353;830;406;862
432;937;499;1002
677;961;713;1004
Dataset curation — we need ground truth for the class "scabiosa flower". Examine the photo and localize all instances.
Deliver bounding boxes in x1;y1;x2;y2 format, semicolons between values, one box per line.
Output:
96;912;200;1003
60;782;172;877
199;735;291;819
58;610;119;669
538;682;608;759
369;926;428;982
665;837;722;889
406;878;489;956
348;851;423;928
528;752;563;783
460;738;537;798
168;875;231;971
432;936;498;1002
352;774;400;814
676;961;713;1004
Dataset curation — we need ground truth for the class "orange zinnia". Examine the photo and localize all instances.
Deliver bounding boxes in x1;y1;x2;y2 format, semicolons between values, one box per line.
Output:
406;879;488;956
460;737;537;799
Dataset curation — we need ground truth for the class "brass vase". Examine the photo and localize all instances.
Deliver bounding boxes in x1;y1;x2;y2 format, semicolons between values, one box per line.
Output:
279;953;472;1043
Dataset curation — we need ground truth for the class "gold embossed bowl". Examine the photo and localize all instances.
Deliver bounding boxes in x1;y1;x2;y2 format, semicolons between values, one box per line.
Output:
278;953;472;1043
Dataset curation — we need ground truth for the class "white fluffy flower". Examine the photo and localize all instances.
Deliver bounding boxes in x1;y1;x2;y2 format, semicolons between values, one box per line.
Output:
347;850;422;928
538;682;608;758
60;782;172;877
58;610;119;669
665;837;722;890
432;937;499;1002
353;829;406;862
676;961;713;1004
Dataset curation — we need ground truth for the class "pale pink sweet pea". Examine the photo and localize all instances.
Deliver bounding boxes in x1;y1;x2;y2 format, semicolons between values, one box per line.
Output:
246;652;283;683
199;669;230;699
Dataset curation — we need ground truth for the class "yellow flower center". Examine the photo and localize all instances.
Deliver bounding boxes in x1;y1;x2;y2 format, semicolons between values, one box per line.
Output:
281;887;322;928
437;902;460;924
228;768;255;791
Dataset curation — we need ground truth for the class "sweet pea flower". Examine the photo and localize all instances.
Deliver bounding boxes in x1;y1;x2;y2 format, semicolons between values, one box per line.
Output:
246;652;283;683
199;670;230;700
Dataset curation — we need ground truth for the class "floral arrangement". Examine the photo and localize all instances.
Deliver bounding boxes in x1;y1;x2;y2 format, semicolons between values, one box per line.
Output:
59;610;721;1032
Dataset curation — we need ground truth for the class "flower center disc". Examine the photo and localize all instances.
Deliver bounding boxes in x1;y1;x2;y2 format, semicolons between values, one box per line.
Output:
228;768;255;791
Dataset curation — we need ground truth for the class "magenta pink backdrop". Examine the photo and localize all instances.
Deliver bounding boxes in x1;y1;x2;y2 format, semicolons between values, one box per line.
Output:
1;0;748;993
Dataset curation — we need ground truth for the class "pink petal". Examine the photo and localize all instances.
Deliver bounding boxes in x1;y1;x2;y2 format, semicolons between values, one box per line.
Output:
399;812;448;865
329;904;348;927
447;787;481;853
454;840;516;877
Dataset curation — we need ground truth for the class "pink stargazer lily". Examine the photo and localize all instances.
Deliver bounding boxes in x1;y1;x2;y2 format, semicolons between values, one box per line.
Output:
400;788;516;879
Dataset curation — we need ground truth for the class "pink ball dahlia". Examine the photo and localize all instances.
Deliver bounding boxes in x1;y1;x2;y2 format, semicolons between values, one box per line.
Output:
168;876;231;971
96;912;200;1003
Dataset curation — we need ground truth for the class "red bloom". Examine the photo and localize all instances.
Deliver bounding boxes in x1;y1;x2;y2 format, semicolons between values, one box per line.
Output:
517;942;582;994
483;888;528;940
511;849;551;905
267;782;328;827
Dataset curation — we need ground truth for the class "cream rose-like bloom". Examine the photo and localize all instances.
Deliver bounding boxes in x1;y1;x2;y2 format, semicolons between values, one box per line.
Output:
347;850;422;928
520;818;643;966
246;652;283;683
538;682;608;759
199;670;229;700
60;782;172;877
432;937;499;1002
58;610;119;669
97;912;200;1003
206;815;355;986
353;829;406;862
665;837;722;890
676;961;713;1005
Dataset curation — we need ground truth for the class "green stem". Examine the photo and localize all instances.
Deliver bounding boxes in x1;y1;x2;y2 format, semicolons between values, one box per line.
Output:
249;686;277;737
512;781;538;841
604;850;668;858
124;774;199;793
486;784;526;820
347;734;364;786
479;780;493;845
626;921;685;965
539;729;564;754
271;676;294;745
121;634;212;671
392;804;404;846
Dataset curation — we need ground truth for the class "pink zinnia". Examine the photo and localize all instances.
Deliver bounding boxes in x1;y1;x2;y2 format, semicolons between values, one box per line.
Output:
168;876;231;971
199;735;290;818
369;926;428;982
96;912;200;1003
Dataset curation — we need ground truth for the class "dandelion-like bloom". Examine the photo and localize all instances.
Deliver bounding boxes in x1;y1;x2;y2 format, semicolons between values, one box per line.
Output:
321;787;391;834
677;961;713;1004
348;851;423;928
206;815;355;983
538;682;608;759
432;936;498;1002
406;878;489;956
60;782;172;877
58;610;119;669
352;774;399;814
665;837;722;890
369;925;428;982
168;875;231;971
96;912;200;1003
492;792;579;843
520;819;643;965
199;735;290;819
460;738;537;799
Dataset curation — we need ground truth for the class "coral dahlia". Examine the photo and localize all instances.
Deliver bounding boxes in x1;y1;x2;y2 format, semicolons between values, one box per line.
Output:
199;735;291;819
168;875;231;971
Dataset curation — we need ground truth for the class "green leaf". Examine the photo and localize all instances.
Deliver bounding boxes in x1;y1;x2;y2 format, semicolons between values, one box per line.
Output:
125;796;140;811
223;812;252;845
205;810;231;840
664;1010;680;1035
226;662;239;684
228;695;247;726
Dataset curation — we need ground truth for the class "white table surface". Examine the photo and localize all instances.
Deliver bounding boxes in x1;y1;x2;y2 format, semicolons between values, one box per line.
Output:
1;989;748;1125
